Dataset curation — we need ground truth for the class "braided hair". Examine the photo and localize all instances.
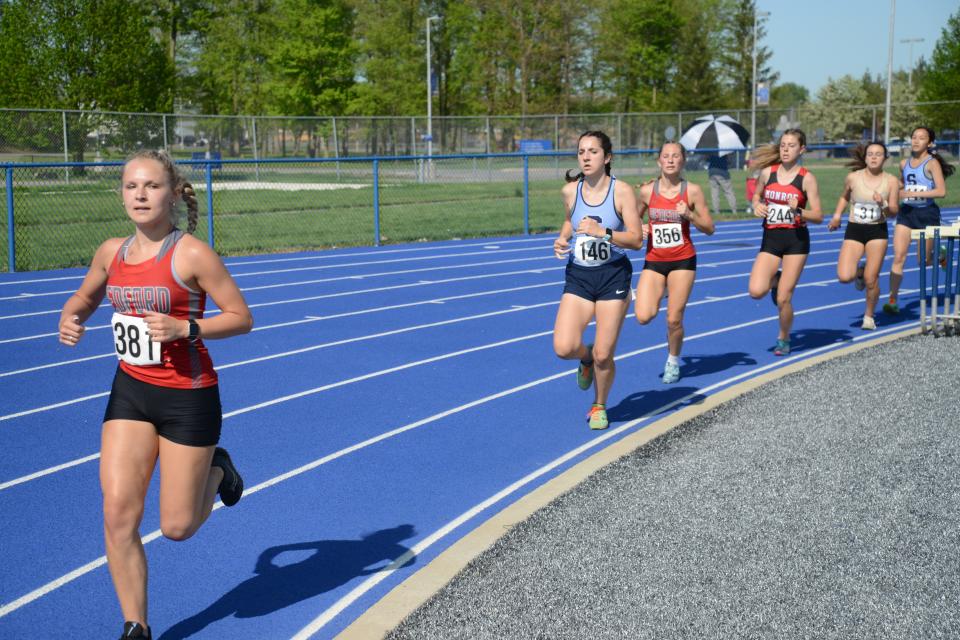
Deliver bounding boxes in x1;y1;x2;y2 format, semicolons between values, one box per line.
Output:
566;130;614;182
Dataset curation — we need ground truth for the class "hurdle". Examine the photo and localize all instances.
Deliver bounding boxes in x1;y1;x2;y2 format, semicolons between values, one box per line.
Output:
914;222;960;335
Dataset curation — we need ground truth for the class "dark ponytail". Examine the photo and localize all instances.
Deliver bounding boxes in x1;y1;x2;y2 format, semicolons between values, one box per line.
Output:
916;127;956;179
566;130;614;182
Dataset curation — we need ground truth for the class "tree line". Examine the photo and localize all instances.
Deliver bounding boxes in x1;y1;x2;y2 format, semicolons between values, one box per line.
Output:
0;0;957;133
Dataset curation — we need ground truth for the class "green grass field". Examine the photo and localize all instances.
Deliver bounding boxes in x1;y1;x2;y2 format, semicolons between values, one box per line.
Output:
2;157;959;272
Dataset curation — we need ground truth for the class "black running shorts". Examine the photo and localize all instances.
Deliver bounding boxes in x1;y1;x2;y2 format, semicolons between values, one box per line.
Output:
643;255;697;277
760;227;810;257
844;221;889;245
103;367;222;447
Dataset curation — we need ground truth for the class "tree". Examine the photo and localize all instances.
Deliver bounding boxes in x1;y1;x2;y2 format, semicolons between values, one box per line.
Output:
0;0;174;158
806;75;870;142
719;0;777;109
596;0;682;112
771;82;809;108
672;0;726;111
919;8;960;130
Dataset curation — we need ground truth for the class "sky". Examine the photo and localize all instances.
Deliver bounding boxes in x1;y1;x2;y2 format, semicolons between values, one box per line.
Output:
759;0;957;96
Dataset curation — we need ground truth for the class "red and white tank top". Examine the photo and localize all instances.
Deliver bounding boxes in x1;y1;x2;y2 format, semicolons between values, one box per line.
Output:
646;179;695;262
105;229;217;389
762;164;808;230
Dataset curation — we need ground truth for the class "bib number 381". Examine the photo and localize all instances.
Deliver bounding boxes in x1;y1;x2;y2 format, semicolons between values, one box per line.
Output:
112;313;161;366
575;235;611;265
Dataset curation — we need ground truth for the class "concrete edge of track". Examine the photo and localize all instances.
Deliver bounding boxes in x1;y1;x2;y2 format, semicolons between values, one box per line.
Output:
335;324;921;640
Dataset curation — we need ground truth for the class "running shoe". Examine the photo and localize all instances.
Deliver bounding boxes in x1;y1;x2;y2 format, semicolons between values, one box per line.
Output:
586;404;608;430
577;344;594;391
854;262;866;291
882;301;899;315
770;270;781;306
773;338;790;356
120;622;151;639
212;447;243;507
861;315;876;330
662;361;681;384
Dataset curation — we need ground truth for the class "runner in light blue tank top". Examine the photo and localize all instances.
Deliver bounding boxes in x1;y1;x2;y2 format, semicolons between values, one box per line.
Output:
901;156;936;207
552;131;644;431
569;176;628;267
885;126;956;315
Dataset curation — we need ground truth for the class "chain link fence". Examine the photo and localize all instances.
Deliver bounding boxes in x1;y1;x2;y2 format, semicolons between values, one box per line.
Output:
4;142;959;272
4;103;958;163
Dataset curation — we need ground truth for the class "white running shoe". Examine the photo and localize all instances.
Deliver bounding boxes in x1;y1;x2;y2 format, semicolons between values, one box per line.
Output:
861;315;876;330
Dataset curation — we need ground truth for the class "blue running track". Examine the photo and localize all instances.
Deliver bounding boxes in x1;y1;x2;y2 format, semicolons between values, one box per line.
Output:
1;210;956;639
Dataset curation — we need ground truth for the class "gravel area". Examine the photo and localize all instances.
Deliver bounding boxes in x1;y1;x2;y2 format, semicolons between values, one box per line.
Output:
389;334;960;640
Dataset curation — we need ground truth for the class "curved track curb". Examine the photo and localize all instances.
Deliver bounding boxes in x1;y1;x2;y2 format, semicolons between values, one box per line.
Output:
336;326;921;639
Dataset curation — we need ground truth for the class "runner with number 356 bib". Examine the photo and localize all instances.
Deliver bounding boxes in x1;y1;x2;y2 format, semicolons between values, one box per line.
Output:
553;131;643;431
748;128;823;356
634;141;714;384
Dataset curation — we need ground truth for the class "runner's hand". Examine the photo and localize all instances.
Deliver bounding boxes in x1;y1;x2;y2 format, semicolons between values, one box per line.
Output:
554;236;571;259
142;310;187;343
753;202;768;218
827;214;841;231
59;315;85;347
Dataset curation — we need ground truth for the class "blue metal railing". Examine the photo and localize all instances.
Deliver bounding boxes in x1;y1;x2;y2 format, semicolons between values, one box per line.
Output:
3;142;957;272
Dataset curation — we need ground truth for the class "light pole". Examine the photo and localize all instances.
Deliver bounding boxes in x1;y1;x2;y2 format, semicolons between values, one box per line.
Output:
900;37;924;87
751;9;771;151
425;15;440;174
884;0;895;145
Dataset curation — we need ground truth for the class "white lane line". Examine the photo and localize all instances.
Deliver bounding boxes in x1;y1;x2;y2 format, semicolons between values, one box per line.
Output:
0;232;848;320
0;224;829;309
0;296;917;620
0;263;914;411
291;321;921;639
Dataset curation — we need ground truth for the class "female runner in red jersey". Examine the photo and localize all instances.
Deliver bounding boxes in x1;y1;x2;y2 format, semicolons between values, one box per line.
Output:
58;150;253;640
747;129;823;355
634;141;715;383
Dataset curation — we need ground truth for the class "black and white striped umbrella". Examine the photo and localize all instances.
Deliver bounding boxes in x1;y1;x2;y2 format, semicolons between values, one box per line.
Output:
679;115;750;156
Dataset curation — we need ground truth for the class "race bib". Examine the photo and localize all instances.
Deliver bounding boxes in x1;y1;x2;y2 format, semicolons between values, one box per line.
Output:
766;203;796;225
651;223;684;249
903;183;927;203
111;313;162;366
852;202;882;223
574;234;611;265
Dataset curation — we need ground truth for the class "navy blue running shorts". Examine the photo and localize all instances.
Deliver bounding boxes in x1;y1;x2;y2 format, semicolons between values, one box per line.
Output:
896;203;941;230
563;255;633;302
103;367;222;447
760;227;810;257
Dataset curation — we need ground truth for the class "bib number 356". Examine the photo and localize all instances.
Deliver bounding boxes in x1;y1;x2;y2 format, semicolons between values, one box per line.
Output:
112;313;162;366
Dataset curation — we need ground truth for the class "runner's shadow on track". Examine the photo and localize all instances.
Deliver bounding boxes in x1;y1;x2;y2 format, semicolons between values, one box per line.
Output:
158;524;417;639
606;386;706;424
679;352;757;379
771;328;851;352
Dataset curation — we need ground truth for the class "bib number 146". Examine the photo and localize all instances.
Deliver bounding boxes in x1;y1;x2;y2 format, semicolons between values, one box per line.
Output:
576;236;610;263
112;313;162;366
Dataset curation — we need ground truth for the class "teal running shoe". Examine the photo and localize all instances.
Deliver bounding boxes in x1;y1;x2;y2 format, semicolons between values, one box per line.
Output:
577;344;594;390
773;339;791;356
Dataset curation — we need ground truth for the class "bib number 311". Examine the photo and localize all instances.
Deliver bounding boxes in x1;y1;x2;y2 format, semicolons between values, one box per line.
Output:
112;313;162;366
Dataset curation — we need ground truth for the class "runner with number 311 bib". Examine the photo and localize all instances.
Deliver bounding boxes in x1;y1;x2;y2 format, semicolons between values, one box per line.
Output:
553;131;643;431
634;142;715;384
748;128;823;356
